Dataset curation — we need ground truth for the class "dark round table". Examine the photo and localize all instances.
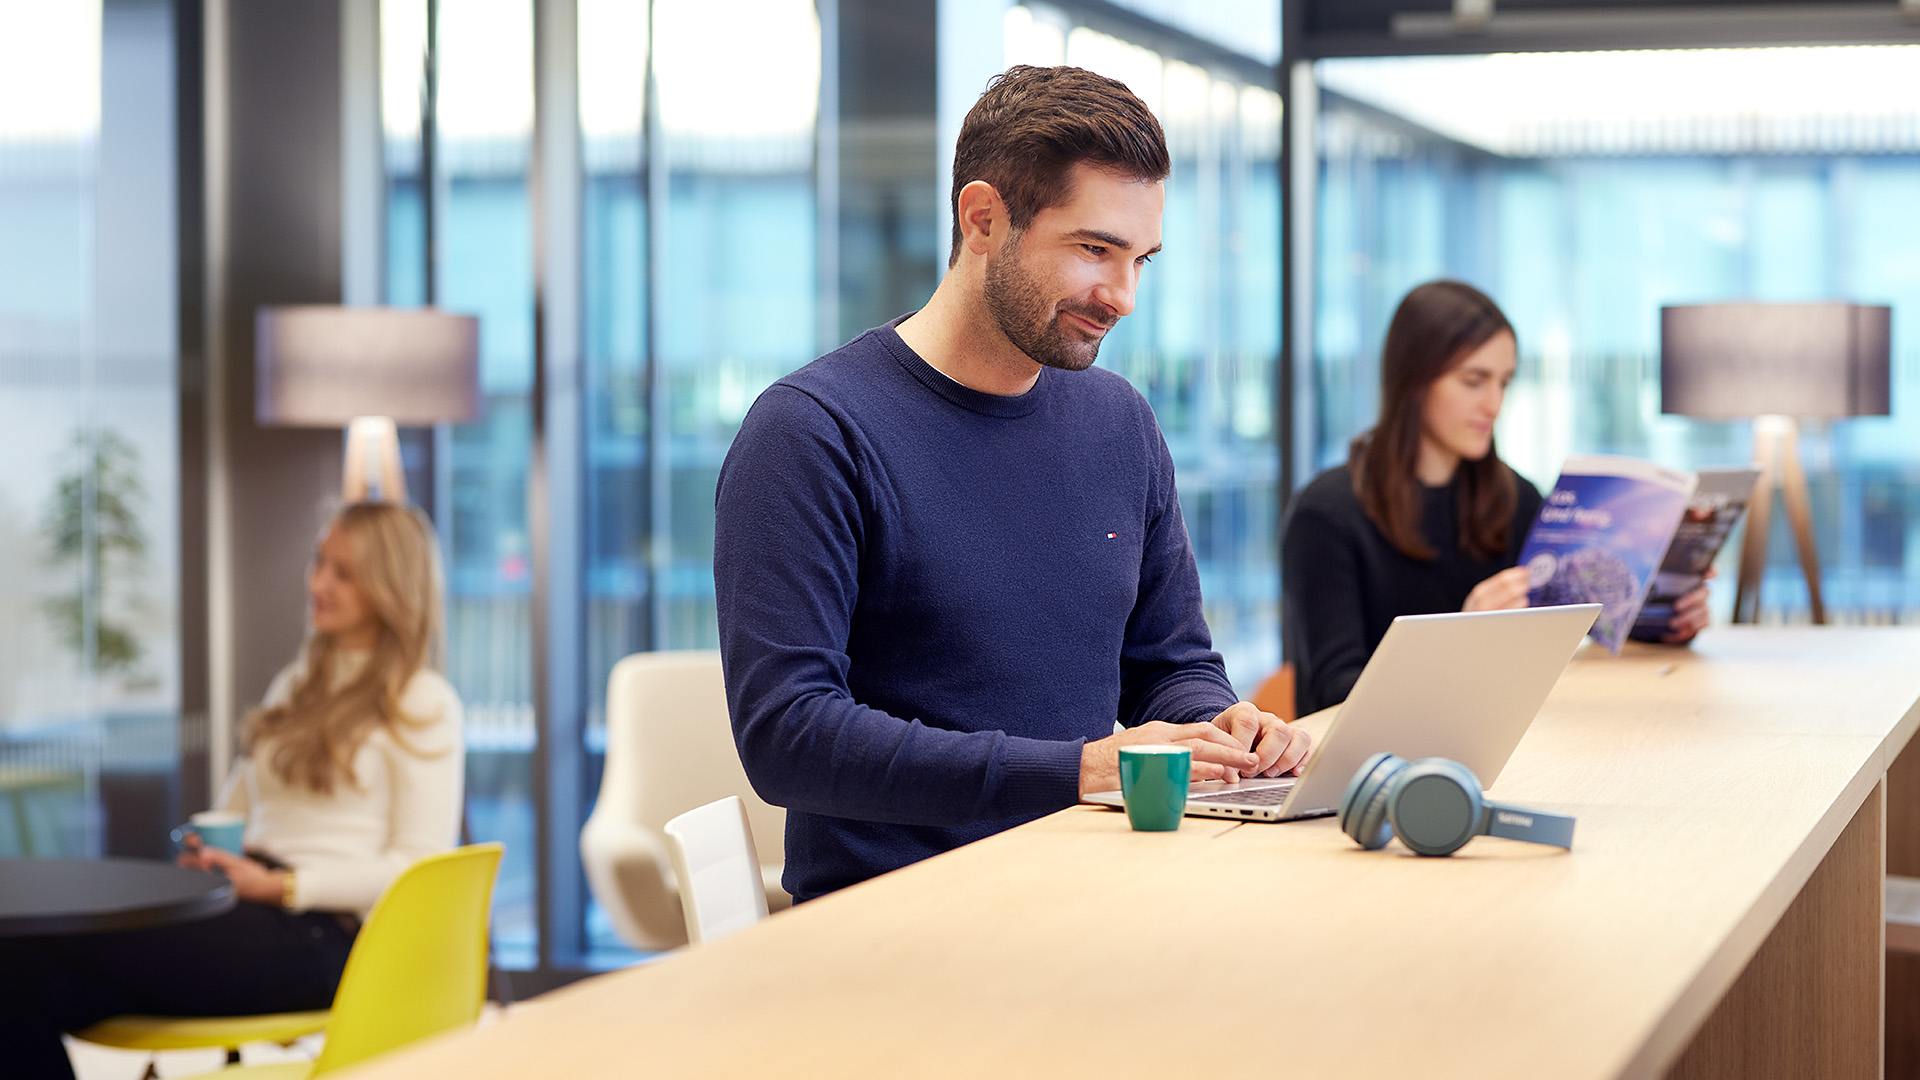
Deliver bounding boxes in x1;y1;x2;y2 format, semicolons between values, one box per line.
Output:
0;858;235;937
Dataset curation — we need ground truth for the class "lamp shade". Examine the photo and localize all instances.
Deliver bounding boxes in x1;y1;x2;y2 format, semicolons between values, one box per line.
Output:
1660;302;1891;419
255;305;480;427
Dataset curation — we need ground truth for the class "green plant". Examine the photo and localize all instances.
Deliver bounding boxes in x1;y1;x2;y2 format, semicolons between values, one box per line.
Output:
40;427;148;674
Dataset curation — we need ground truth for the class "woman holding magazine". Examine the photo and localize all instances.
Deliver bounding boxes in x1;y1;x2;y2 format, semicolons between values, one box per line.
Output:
0;501;464;1080
1283;280;1710;715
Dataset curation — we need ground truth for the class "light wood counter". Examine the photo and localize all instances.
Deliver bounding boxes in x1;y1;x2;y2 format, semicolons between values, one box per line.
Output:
348;628;1920;1079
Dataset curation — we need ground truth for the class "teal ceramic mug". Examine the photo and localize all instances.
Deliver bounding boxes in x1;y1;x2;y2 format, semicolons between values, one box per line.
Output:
1119;745;1191;832
172;810;246;855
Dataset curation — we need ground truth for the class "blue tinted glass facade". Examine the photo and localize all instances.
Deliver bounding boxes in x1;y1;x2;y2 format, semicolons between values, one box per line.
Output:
1312;56;1920;621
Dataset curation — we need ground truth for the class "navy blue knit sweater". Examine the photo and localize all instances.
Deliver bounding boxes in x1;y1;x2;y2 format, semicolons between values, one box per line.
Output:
713;320;1238;901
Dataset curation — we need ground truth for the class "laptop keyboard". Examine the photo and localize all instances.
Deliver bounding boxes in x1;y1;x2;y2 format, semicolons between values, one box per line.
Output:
1189;783;1297;806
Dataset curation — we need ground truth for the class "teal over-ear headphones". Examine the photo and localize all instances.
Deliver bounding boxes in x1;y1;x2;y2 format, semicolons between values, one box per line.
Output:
1338;752;1576;856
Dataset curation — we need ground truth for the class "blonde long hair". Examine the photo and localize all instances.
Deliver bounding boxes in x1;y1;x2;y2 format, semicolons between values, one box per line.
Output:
244;502;448;794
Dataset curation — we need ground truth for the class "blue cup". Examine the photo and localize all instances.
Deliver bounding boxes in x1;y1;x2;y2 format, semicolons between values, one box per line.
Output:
1119;745;1191;832
172;810;246;855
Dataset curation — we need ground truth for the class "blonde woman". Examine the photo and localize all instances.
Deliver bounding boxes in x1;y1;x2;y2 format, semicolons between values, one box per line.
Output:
1;502;464;1080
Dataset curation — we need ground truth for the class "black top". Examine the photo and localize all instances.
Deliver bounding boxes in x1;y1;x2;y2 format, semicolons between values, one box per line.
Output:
0;858;235;937
1282;462;1543;716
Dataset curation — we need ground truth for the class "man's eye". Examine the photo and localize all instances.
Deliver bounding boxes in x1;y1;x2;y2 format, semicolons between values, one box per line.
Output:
1082;244;1106;257
1137;254;1153;266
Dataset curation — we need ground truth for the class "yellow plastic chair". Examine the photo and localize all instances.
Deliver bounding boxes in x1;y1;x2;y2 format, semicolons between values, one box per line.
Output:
84;842;503;1079
77;1011;330;1073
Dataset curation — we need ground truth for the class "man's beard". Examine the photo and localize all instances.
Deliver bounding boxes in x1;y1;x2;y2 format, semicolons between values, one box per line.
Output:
982;239;1113;372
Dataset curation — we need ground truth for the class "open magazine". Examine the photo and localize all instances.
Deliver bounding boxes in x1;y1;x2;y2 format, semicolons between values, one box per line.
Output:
1518;456;1697;654
1519;457;1760;653
1630;467;1761;642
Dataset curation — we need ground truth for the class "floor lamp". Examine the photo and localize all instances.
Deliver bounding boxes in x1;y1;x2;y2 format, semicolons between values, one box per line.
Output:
255;306;480;504
1661;302;1892;625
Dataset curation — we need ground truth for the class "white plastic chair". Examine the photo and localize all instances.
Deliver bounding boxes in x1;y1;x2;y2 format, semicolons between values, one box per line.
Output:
664;796;772;945
580;651;789;950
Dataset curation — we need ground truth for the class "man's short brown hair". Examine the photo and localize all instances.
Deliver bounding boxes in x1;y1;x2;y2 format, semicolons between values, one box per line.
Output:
949;65;1170;267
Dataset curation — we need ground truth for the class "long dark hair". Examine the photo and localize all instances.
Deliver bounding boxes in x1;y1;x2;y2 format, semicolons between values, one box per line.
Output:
1350;280;1517;561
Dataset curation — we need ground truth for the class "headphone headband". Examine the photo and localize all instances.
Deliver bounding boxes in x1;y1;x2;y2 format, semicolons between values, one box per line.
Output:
1481;800;1576;849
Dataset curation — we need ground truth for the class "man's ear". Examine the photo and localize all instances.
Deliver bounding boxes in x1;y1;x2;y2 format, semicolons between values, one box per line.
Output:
955;180;1006;259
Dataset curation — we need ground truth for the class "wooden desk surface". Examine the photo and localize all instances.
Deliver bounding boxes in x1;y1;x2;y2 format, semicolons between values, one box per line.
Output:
349;628;1920;1079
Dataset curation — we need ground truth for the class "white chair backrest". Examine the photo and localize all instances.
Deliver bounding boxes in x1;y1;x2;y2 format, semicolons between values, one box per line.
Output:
582;650;787;949
664;796;770;944
601;651;786;865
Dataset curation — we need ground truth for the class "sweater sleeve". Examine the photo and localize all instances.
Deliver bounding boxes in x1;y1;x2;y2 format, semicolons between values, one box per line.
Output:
1115;424;1239;729
714;385;1084;828
1283;501;1371;713
287;676;466;914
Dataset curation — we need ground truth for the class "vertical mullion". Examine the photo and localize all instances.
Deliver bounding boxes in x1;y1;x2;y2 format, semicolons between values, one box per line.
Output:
641;0;664;653
421;0;438;310
423;0;451;531
1277;1;1301;507
529;0;587;974
1283;62;1316;507
815;0;840;356
176;0;213;817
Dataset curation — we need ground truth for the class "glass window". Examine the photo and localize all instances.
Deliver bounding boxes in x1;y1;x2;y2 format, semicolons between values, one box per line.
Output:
379;0;1272;978
438;0;539;968
1004;6;1285;692
0;0;180;860
380;0;428;308
381;0;540;968
1310;46;1920;622
649;0;820;649
577;0;650;965
577;0;820;965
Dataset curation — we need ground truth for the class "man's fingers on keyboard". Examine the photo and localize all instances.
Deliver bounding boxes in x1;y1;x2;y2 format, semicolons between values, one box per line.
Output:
1176;721;1249;754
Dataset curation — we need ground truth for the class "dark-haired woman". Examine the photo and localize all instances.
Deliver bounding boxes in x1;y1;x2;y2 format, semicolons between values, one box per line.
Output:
1282;280;1709;716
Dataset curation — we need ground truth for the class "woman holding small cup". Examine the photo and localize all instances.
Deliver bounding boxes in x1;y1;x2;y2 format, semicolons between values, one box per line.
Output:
1;501;465;1080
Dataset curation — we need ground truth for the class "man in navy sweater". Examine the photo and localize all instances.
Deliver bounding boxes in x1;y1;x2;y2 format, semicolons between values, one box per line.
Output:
714;65;1310;902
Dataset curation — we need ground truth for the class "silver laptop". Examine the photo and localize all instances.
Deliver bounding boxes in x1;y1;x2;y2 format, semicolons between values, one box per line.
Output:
1083;604;1601;822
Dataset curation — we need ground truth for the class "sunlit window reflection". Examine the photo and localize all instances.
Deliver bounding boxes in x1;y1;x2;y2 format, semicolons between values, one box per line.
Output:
654;0;818;168
379;0;425;143
1003;5;1064;68
0;2;100;142
1319;47;1920;157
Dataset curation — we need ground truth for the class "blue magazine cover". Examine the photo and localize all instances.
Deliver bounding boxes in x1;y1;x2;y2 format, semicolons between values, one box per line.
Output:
1519;456;1698;653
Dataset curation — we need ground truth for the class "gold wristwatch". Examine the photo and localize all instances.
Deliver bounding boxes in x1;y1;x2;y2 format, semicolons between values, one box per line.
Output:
281;870;298;910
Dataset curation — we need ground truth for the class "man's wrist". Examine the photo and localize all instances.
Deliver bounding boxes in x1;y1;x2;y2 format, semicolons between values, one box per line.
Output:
1078;738;1113;797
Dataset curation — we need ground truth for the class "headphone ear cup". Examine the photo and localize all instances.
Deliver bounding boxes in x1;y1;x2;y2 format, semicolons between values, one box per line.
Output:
1387;760;1485;857
1340;753;1406;851
1356;782;1395;851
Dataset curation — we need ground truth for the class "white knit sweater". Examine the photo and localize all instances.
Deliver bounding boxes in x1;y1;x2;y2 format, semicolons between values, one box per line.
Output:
217;654;465;917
